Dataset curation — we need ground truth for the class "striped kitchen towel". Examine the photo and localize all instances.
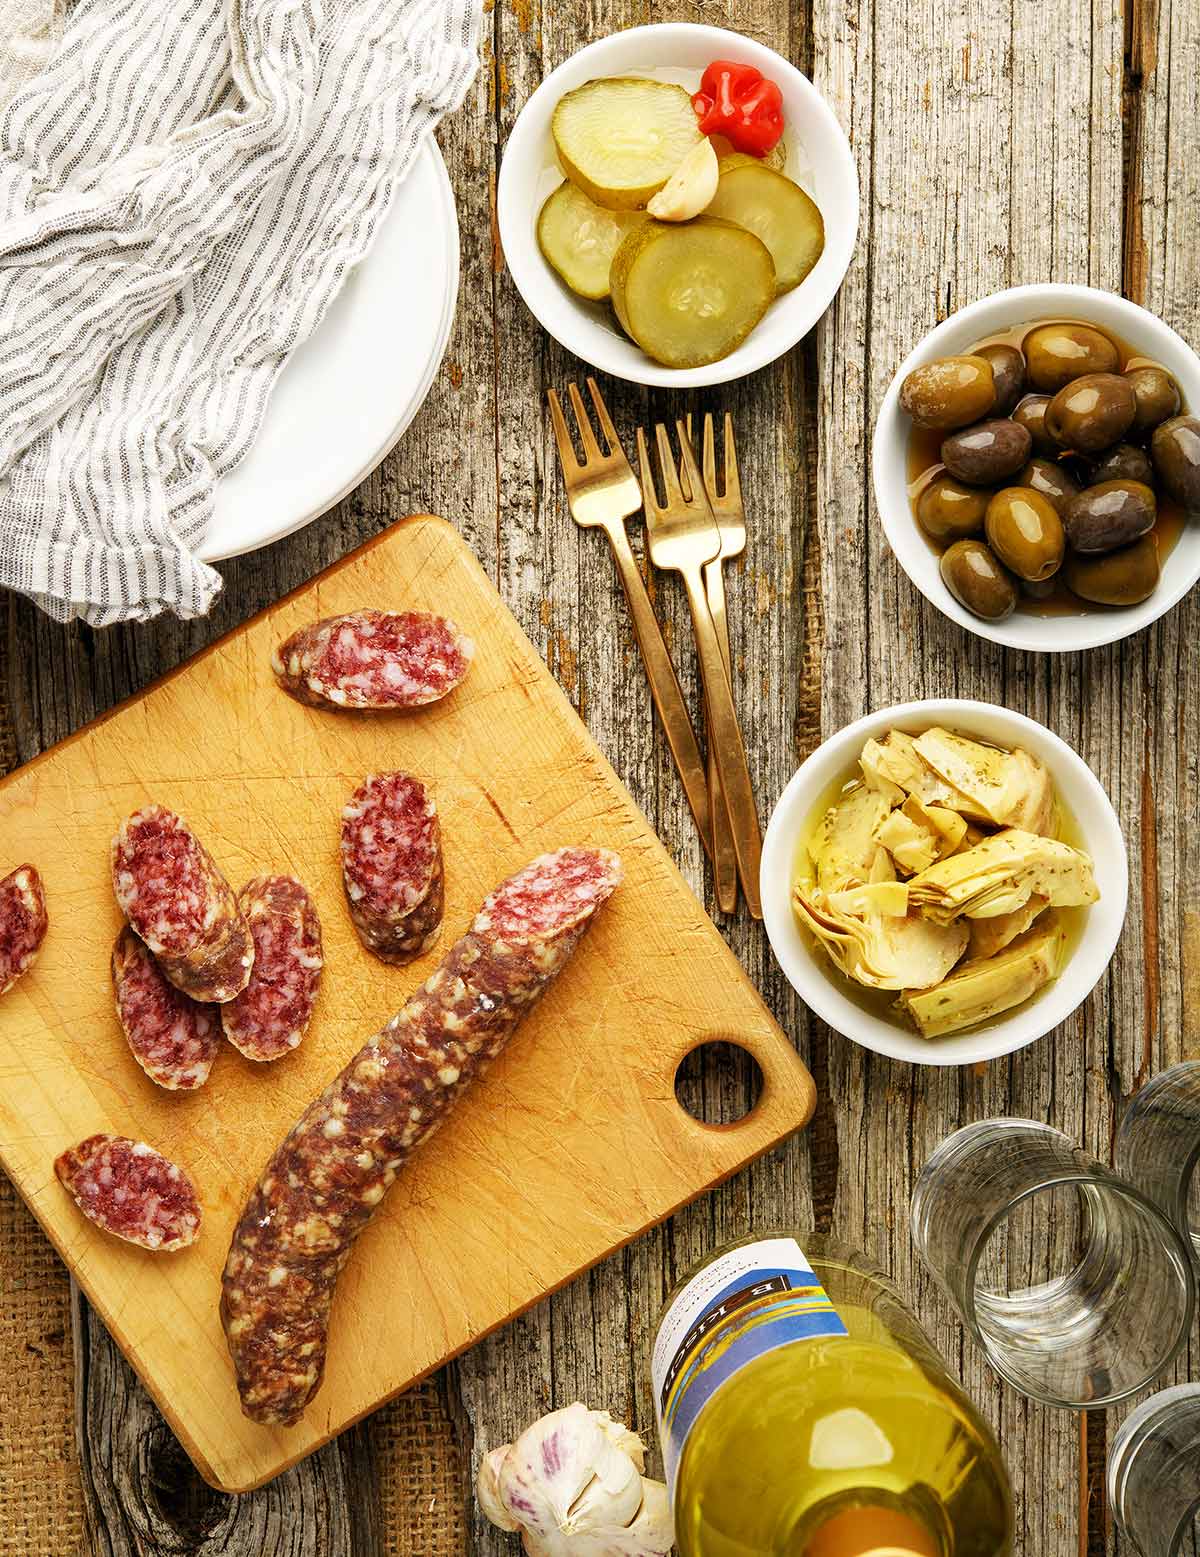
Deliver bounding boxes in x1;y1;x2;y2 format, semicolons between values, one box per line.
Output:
0;0;480;624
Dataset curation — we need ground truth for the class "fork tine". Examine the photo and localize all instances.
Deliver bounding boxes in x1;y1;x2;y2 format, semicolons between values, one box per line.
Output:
636;427;660;515
702;412;717;498
567;382;603;464
679;413;694;501
676;419;707;509
585;377;620;456
722;411;741;505
546;389;580;479
654;423;686;507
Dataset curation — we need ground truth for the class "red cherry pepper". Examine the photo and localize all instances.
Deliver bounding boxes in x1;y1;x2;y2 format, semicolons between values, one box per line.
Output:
691;59;785;158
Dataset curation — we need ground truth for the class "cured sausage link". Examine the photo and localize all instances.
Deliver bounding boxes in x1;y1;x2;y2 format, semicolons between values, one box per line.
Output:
220;845;623;1427
0;864;48;997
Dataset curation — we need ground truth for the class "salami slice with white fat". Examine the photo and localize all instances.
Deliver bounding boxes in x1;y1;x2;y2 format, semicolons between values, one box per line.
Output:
272;609;473;712
112;928;220;1090
55;1134;202;1251
222;876;323;1062
0;864;48;996
221;845;622;1426
341;773;443;963
111;805;253;1003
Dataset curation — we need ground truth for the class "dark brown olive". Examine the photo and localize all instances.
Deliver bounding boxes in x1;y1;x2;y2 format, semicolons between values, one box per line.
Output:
1020;575;1058;602
1017;456;1081;517
977;343;1027;416
1024;322;1120;392
1064;535;1160;605
1088;443;1154;487
984;488;1065;581
1046;373;1136;454
940;418;1032;485
940;539;1018;621
1125;364;1181;435
1063;480;1157;554
916;476;990;543
1150;415;1200;508
900;356;997;430
1013;395;1060;457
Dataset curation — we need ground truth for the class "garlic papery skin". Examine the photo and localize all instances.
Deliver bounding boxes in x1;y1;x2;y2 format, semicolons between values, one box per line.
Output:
476;1402;674;1556
646;137;718;222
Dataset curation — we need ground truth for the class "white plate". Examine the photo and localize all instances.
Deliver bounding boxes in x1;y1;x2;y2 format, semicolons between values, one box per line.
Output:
498;24;859;388
202;141;459;563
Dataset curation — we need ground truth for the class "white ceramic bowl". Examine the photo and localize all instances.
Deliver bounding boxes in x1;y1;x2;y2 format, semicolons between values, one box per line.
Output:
873;284;1200;652
760;700;1129;1066
497;24;858;388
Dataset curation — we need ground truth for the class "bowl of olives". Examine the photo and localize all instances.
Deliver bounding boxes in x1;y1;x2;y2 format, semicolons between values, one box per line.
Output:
873;284;1200;650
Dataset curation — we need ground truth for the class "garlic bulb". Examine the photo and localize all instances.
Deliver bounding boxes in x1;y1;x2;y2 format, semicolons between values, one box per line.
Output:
476;1402;674;1556
646;137;719;222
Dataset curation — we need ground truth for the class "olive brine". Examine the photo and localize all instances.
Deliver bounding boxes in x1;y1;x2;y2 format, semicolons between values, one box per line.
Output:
901;319;1197;620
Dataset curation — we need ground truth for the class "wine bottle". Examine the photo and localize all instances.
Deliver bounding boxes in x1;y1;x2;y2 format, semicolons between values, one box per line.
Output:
652;1233;1013;1556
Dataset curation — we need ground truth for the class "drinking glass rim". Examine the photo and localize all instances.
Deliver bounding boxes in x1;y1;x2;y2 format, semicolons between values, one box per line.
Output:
961;1171;1197;1411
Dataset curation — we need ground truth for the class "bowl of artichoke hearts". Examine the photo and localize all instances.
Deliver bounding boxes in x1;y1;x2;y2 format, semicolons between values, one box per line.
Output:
760;700;1128;1065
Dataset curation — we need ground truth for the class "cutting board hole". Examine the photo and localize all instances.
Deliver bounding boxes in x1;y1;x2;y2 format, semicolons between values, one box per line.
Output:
674;1041;763;1127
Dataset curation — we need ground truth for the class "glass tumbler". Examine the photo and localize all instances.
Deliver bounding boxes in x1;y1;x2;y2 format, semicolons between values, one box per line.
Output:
1108;1384;1200;1556
1115;1060;1200;1262
910;1118;1195;1408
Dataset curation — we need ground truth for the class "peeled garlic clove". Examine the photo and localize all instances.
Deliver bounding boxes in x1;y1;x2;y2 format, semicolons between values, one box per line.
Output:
646;136;719;221
476;1403;673;1557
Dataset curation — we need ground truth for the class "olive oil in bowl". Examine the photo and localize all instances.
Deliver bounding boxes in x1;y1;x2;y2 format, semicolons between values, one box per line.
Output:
654;1235;1013;1556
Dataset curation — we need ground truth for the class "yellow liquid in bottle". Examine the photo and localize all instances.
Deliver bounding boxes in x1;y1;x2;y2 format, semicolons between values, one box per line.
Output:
662;1241;1013;1557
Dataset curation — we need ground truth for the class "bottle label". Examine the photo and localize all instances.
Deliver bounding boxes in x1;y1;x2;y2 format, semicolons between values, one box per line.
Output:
651;1236;848;1495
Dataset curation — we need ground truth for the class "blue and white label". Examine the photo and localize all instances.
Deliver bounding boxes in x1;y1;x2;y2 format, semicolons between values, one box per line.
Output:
651;1237;848;1495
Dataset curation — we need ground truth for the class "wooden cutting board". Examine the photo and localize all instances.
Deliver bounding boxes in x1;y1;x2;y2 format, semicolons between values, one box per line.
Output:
0;516;815;1493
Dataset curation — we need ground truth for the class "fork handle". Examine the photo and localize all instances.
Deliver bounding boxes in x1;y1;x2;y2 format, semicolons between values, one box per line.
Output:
605;523;713;857
702;557;739;915
683;566;763;919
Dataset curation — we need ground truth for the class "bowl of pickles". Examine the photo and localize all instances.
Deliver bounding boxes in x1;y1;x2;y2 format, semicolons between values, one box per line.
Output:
497;23;858;387
760;700;1128;1066
874;284;1200;651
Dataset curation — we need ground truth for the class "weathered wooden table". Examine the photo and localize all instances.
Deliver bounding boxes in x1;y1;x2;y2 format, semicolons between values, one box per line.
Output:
1;0;1197;1551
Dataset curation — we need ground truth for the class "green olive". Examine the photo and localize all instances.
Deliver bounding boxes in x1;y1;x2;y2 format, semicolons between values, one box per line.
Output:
1150;415;1200;508
1046;373;1136;454
1088;443;1154;487
1024;322;1120;392
916;476;990;542
1064;535;1160;605
1017;456;1081;517
940;539;1018;620
1012;395;1060;456
900;355;997;430
976;343;1027;416
1063;480;1157;553
984;488;1065;581
1125;364;1181;435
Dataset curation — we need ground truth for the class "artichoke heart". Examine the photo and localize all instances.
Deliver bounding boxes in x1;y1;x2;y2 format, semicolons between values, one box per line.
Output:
862;730;985;818
913;728;1055;831
967;893;1050;960
907;828;1098;924
900;916;1066;1038
875;794;968;874
808;783;892;891
794;885;968;991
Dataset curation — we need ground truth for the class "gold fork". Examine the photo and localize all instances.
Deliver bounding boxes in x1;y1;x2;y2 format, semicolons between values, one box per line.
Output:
547;379;713;857
638;420;763;918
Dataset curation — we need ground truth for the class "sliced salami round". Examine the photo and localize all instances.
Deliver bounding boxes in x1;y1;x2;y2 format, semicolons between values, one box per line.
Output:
272;609;473;712
112;928;220;1090
222;876;323;1062
55;1134;202;1251
221;845;622;1426
341;773;443;964
0;864;48;997
111;805;253;1003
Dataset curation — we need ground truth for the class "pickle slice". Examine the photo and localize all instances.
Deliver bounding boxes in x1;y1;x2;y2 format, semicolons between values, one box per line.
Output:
537;182;643;300
705;162;825;294
552;78;703;210
609;218;775;369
